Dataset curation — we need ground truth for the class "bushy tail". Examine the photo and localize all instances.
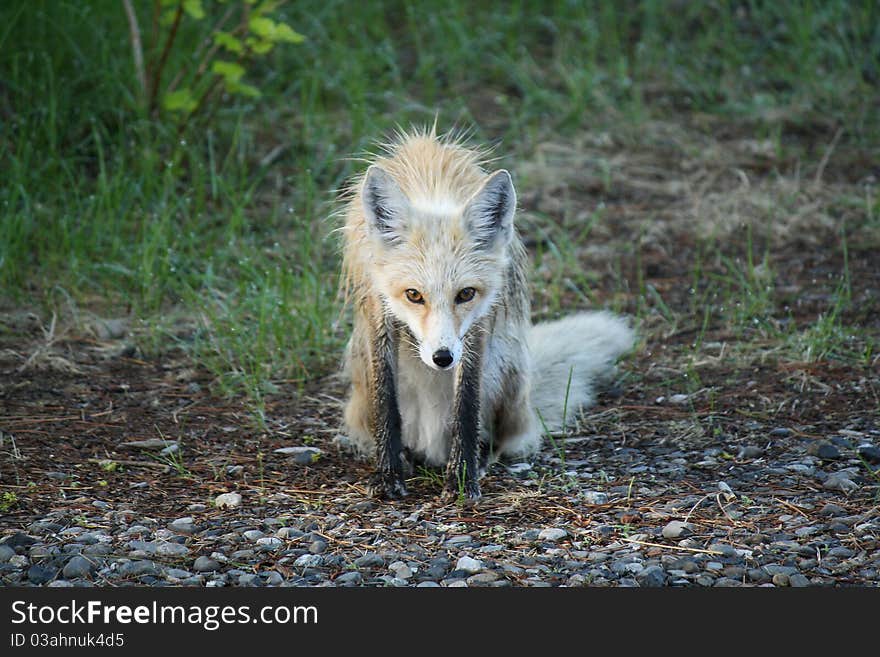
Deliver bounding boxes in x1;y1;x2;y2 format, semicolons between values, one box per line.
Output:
528;311;635;432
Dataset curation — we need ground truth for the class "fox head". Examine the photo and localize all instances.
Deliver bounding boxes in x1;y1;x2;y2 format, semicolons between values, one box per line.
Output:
360;165;517;371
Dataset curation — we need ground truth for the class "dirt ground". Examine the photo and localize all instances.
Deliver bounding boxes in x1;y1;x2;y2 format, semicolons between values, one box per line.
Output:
1;118;879;587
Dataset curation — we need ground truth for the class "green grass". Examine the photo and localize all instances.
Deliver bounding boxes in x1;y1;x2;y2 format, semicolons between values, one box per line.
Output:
1;0;878;406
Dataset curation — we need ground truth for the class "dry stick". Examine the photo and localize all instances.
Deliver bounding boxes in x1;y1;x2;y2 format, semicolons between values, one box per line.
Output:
622;538;723;556
812;127;843;189
122;0;147;100
149;1;184;114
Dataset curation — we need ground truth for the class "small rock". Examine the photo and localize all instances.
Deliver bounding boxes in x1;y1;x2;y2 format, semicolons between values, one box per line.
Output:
819;503;845;517
63;555;96;579
738;445;764;459
168;517;197;534
636;565;667;587
858;445;880;464
581;491;609;505
159;444;179;456
354;553;384;568
662;521;692;539
769;427;791;438
187;503;207;512
276;527;304;540
2;532;37;550
256;537;283;550
193;556;220;572
389;561;413;580
823;473;858;493
238;573;262;587
467;571;500;586
807;441;841;460
0;545;15;563
243;530;265;541
506;462;532;476
417;581;440;587
265;571;284;586
118;560;161;577
215;492;242;509
669;394;689;405
772;573;790;587
156;542;189;557
309;540;328;554
789;573;811;587
273;446;322;465
537;528;568;542
336;571;363;586
455;556;483;574
28;564;57;585
294;554;323;569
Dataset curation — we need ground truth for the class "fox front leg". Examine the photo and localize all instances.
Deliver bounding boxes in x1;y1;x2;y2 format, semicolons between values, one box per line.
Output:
444;330;484;503
367;317;407;500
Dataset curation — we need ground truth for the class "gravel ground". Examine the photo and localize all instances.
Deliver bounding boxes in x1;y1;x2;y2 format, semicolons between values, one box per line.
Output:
2;356;878;588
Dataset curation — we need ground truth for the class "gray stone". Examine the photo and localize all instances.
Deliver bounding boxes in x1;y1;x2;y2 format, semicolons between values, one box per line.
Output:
309;540;328;554
827;546;854;558
166;568;192;579
119;439;179;451
763;564;798;577
193;556;220;572
118;560;161;577
265;571;284;586
455;556;483;574
823;473;858;493
772;573;790;587
636;565;667;587
738;446;764;459
537;528;568;542
389;561;413;580
28;564;57;585
662;521;692;539
277;527;305;540
294;554;323;568
858;445;880;464
155;542;189;557
243;529;265;541
354;553;384;568
789;573;811;587
0;545;16;563
169;517;197;534
807;442;841;460
256;537;283;550
214;492;242;509
335;571;363;586
238;573;262;587
580;491;609;505
63;555;96;579
273;446;322;465
417;581;440;587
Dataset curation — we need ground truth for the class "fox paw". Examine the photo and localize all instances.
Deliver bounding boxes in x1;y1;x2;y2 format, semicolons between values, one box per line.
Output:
442;479;481;505
368;471;408;500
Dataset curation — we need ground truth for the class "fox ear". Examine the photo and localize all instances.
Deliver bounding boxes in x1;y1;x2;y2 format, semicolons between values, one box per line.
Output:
361;165;411;245
463;169;516;248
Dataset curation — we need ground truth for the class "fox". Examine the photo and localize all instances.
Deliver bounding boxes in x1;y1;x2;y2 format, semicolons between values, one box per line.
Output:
338;126;634;502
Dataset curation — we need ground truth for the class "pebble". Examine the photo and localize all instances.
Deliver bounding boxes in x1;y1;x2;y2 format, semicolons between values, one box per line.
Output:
662;521;692;539
273;446;322;465
636;565;666;587
789;573;811;587
354;553;384;568
294;554;323;568
168;517;197;534
772;573;790;587
28;564;57;585
0;545;15;563
336;571;363;586
63;555;96;579
118;560;161;577
807;442;841;460
155;542;189;557
417;581;440;587
823;473;858;493
215;492;242;509
738;446;764;459
538;528;568;542
389;561;413;580
193;556;220;572
257;537;283;550
858;445;880;464
455;556;483;574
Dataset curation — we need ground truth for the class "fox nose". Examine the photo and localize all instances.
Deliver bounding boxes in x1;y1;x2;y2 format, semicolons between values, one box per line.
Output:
432;348;454;369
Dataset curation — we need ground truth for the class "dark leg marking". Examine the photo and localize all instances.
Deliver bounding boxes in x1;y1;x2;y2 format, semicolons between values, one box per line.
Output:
368;317;407;499
444;329;484;502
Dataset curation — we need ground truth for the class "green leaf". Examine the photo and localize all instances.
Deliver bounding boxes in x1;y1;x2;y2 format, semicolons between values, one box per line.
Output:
228;81;262;98
246;37;274;55
249;16;276;40
182;0;205;20
213;30;244;54
273;22;305;44
211;60;245;84
163;88;197;113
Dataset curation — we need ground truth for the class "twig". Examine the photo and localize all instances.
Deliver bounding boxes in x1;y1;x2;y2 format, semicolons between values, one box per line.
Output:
812;127;843;189
149;0;184;114
121;0;147;101
622;538;723;555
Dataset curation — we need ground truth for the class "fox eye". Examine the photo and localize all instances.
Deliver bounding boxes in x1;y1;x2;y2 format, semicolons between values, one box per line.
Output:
404;289;424;304
455;287;476;304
